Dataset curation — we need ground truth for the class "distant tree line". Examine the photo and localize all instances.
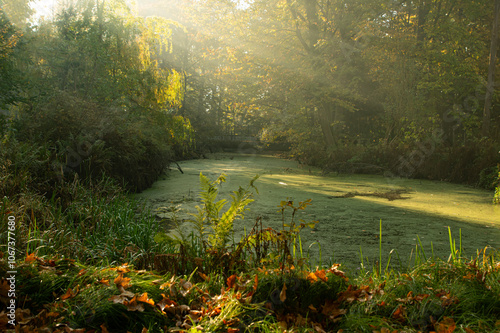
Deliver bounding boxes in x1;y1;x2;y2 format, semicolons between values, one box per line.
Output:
140;0;500;188
2;0;500;191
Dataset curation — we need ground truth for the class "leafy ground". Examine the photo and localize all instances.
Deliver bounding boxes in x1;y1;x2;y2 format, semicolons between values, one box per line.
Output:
2;250;500;332
136;153;500;272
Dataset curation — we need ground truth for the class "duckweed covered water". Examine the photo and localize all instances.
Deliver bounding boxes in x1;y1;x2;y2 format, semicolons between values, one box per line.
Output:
135;153;500;271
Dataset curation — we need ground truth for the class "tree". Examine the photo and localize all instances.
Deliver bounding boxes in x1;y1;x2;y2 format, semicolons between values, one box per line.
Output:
0;5;24;112
483;0;500;138
0;0;33;28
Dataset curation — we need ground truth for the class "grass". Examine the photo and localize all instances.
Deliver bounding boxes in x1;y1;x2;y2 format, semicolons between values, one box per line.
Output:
3;241;499;332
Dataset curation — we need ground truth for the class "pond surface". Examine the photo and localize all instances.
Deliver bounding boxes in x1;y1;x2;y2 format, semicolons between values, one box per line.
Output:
135;153;500;272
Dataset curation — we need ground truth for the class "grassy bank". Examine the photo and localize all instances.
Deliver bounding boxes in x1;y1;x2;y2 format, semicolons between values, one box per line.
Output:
2;230;500;332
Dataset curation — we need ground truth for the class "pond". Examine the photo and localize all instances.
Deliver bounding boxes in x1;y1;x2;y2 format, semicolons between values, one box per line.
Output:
135;152;500;272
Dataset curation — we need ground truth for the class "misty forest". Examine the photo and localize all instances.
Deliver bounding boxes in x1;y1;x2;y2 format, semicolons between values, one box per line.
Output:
1;0;500;332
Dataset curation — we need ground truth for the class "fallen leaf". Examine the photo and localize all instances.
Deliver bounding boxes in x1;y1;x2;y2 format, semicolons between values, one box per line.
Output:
315;269;328;282
109;295;128;304
25;253;37;263
157;294;178;314
227;275;238;289
307;272;318;283
117;264;131;273
198;272;210;281
137;292;155;306
123;296;145;312
179;280;193;297
314;324;326;332
435;317;456;333
392;304;406;322
97;279;110;286
114;273;131;291
280;283;287;302
61;287;79;301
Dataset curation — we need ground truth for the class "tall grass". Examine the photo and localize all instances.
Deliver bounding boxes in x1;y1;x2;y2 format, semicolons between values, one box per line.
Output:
0;170;165;267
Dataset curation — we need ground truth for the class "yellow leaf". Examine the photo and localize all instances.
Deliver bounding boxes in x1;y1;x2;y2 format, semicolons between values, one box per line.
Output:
307;272;318;283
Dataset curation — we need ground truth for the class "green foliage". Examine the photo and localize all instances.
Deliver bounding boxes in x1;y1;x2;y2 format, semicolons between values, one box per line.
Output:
2;0;196;191
0;139;166;267
0;6;23;110
278;199;319;266
158;172;259;254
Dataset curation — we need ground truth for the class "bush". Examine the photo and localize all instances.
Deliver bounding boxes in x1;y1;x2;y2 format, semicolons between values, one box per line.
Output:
11;91;192;192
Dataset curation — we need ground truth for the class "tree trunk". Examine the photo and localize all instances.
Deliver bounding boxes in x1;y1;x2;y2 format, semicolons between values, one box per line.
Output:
317;103;337;149
482;0;500;137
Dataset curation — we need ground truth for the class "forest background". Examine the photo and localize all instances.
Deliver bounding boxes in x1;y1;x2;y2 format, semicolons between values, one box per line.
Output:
1;0;500;191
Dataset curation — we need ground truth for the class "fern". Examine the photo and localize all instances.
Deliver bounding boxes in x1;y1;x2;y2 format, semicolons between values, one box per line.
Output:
191;172;259;251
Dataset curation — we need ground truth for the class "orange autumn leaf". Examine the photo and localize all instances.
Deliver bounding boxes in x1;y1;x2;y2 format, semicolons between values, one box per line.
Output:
77;269;87;277
25;253;37;263
101;324;109;333
98;278;110;286
117;263;131;273
137;292;155;306
157;294;178;314
435;317;456;333
280;283;287;302
392;304;406;322
315;269;328;282
198;272;210;281
253;274;258;292
114;274;131;289
227;327;239;332
327;264;349;281
227;274;238;289
307;272;318;283
61;286;79;300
